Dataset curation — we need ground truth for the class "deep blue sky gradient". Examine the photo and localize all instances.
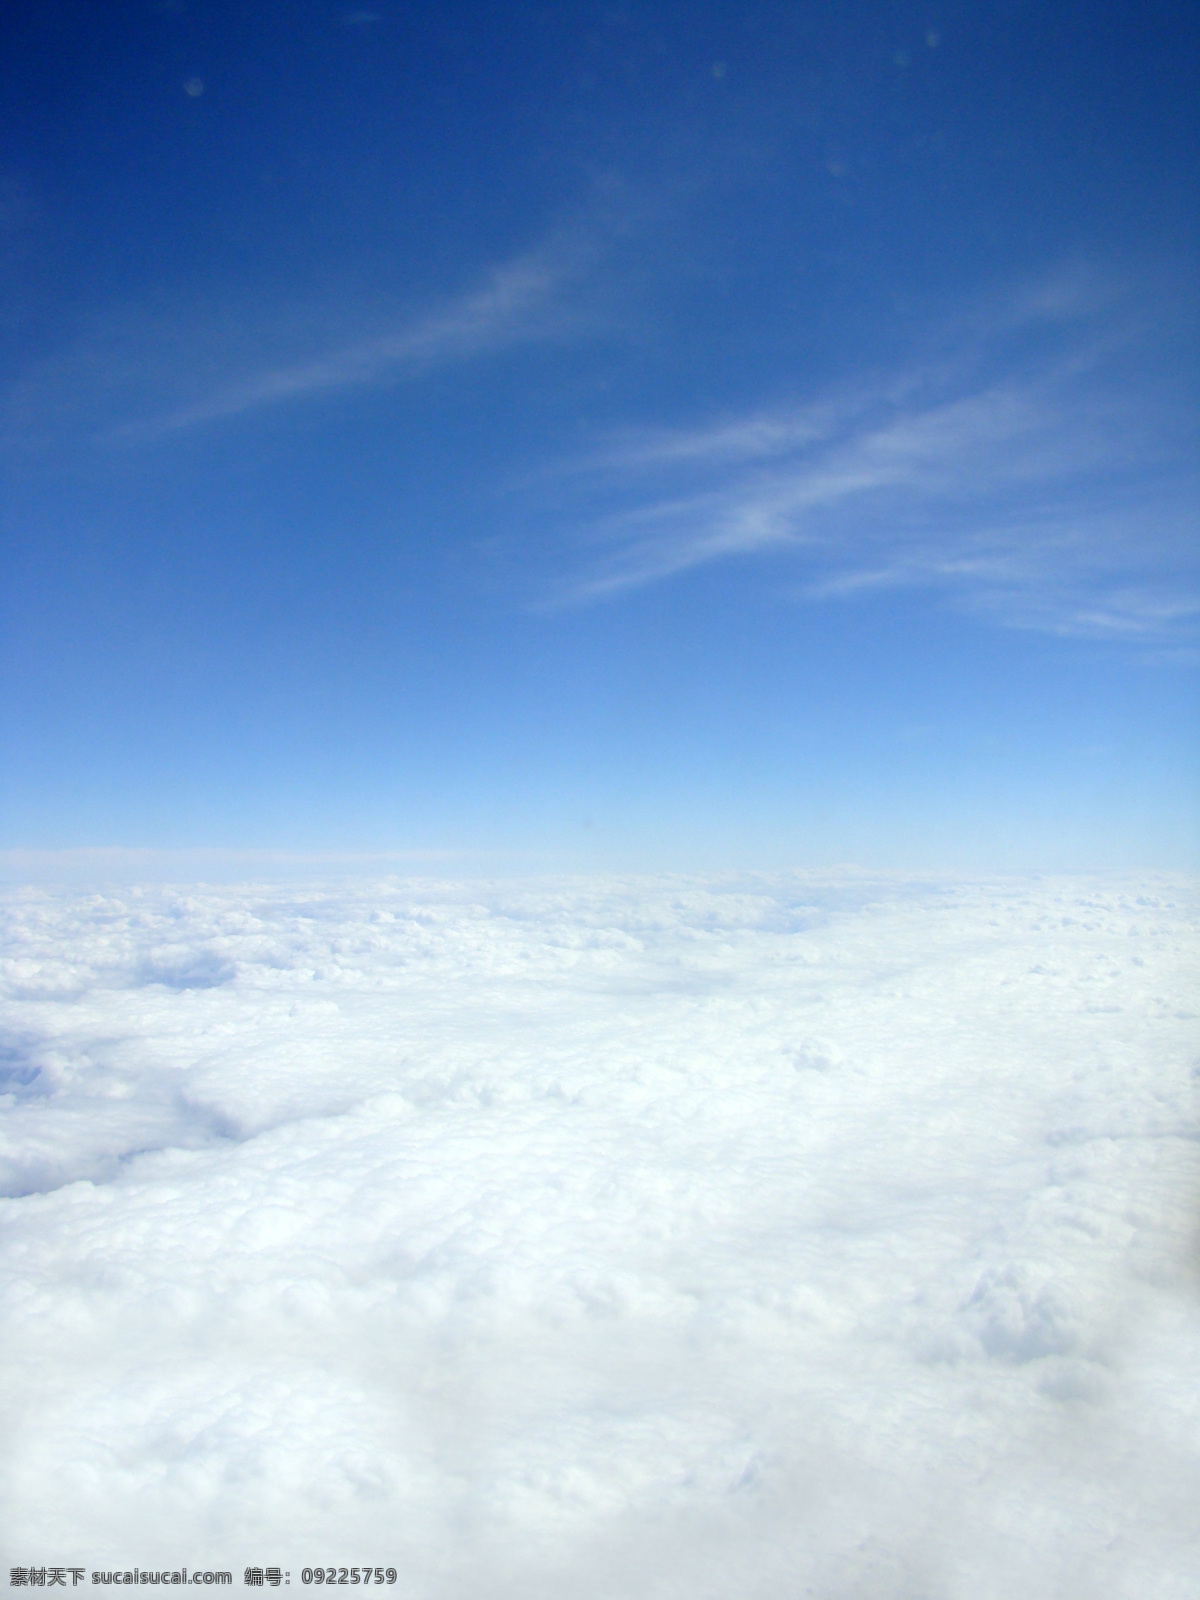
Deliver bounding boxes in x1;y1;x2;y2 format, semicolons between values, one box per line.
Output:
2;0;1197;869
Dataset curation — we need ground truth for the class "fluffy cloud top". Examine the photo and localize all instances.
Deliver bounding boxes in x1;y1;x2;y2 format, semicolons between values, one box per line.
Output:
1;873;1197;1595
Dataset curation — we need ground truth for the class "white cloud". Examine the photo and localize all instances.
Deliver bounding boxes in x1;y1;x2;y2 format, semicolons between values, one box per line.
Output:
543;273;1198;644
1;214;613;451
0;847;477;888
112;250;577;441
1;871;1197;1590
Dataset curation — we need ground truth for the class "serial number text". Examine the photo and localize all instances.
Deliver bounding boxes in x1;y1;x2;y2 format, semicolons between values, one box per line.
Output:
299;1574;395;1587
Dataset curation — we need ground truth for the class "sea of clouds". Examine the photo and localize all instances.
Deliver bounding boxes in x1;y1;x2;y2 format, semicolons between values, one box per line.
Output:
1;872;1197;1597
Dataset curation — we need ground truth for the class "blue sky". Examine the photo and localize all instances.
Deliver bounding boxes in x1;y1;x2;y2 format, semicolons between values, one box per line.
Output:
2;0;1196;871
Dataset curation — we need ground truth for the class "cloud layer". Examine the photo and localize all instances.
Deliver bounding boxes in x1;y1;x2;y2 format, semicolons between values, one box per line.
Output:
2;871;1197;1592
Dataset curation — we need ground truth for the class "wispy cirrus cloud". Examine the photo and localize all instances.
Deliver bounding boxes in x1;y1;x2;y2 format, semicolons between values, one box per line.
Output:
112;247;579;442
2;213;613;453
542;270;1198;647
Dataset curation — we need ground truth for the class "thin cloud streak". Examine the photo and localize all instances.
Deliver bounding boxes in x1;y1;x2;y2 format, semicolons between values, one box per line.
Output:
112;251;573;442
543;275;1197;645
2;209;617;453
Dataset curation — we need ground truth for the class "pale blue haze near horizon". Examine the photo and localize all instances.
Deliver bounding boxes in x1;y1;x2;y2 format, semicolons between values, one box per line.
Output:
2;0;1197;872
